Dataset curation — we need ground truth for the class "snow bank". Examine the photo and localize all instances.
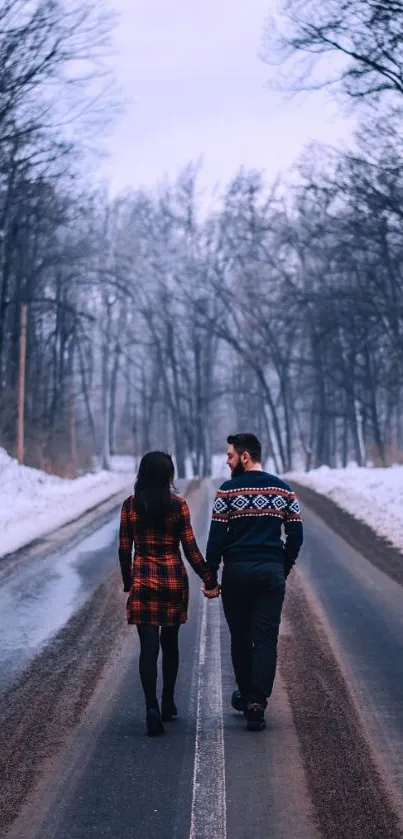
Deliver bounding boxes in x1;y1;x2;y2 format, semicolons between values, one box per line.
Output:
9;449;402;562
0;448;132;559
287;464;403;554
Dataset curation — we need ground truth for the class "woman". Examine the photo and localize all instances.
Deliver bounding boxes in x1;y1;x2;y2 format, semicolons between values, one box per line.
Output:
118;451;219;736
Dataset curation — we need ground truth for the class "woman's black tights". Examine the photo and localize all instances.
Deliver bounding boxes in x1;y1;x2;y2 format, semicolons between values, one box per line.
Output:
137;624;180;709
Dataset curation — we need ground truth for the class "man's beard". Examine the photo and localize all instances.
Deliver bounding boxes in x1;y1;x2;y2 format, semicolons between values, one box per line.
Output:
231;460;245;477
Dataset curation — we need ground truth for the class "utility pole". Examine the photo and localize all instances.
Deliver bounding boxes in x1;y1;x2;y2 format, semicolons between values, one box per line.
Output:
69;375;77;474
102;347;111;471
17;303;28;464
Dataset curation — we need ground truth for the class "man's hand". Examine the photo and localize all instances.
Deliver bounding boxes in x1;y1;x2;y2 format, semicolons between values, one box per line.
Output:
201;585;221;599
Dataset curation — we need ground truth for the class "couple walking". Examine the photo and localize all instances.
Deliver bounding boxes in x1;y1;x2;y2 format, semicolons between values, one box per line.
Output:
118;433;303;736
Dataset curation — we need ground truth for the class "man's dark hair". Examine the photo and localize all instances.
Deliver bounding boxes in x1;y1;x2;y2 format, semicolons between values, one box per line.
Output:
227;433;262;463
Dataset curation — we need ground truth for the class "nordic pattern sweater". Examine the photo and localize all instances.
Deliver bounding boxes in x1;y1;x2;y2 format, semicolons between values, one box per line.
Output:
205;470;303;583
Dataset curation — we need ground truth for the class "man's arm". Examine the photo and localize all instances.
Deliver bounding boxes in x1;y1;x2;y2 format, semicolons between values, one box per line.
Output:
283;490;303;577
205;487;230;584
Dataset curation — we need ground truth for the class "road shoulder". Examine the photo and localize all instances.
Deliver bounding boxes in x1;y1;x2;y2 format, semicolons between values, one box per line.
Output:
293;481;403;588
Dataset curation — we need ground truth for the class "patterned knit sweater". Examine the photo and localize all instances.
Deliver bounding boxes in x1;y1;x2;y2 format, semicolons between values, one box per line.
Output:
205;470;303;583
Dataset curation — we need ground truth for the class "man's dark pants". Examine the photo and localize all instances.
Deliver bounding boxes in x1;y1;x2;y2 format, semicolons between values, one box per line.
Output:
221;562;286;704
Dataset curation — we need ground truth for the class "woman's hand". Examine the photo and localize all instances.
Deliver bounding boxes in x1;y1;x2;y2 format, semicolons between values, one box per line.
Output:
201;585;221;599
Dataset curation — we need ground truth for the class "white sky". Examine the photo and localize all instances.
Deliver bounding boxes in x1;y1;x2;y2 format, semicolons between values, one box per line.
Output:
100;0;354;196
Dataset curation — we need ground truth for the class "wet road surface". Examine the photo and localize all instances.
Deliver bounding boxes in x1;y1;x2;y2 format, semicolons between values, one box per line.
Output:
2;481;403;839
0;517;120;693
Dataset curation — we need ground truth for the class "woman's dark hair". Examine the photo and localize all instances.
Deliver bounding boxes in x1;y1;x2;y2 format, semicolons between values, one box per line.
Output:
133;451;175;526
227;433;262;463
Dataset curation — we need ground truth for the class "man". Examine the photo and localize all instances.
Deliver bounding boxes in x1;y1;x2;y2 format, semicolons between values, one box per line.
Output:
205;433;303;731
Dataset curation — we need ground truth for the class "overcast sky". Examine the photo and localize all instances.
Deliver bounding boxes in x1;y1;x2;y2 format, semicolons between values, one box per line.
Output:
100;0;353;196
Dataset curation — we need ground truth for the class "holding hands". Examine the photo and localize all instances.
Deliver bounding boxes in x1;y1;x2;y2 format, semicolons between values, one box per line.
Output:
201;584;221;599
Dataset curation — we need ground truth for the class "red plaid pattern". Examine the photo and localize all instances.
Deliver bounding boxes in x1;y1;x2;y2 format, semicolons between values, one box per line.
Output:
119;494;215;625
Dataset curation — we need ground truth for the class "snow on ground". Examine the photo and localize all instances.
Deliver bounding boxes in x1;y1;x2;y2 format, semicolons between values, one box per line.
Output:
0;449;133;559
211;454;228;479
7;443;402;562
287;464;403;554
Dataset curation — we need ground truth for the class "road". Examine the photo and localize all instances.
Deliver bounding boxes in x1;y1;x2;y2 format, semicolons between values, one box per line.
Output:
299;506;403;807
1;481;403;839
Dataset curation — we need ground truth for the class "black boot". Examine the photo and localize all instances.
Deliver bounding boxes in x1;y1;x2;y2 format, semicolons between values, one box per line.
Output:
246;702;266;732
231;689;246;714
146;705;164;736
161;695;178;722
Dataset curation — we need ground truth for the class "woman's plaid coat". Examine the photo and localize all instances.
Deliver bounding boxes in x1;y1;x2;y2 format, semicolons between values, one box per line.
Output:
118;493;215;626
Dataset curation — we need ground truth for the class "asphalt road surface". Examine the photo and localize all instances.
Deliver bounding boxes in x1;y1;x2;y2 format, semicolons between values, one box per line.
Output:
1;481;403;839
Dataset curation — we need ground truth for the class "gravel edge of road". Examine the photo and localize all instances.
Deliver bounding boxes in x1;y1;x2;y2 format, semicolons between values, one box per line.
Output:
0;569;125;838
281;571;402;839
292;481;403;588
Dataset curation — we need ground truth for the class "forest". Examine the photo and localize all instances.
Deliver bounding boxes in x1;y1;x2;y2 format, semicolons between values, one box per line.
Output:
1;0;402;477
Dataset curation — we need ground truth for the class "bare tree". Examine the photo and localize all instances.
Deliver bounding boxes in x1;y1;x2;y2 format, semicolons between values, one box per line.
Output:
263;0;403;102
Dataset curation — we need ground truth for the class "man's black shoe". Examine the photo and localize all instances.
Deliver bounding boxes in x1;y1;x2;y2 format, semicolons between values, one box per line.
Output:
231;689;246;713
246;702;266;731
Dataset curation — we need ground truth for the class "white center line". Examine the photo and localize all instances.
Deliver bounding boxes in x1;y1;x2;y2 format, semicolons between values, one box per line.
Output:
189;595;227;839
